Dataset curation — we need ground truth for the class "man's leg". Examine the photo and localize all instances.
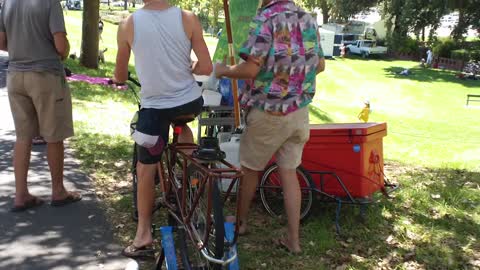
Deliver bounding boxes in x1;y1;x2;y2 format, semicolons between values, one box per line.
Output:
236;166;260;234
178;125;194;144
48;141;80;201
278;167;302;253
132;162;156;247
13;139;34;206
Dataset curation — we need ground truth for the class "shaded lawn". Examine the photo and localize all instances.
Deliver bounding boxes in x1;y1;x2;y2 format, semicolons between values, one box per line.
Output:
64;11;480;270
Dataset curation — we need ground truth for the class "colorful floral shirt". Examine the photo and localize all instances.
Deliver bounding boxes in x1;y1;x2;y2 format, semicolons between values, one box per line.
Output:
239;0;323;115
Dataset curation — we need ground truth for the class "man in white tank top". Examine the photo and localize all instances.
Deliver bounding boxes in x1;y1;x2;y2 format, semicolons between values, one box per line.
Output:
113;0;212;258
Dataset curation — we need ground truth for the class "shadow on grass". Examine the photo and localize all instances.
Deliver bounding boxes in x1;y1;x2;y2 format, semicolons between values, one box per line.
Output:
383;66;480;88
343;54;396;62
305;165;480;269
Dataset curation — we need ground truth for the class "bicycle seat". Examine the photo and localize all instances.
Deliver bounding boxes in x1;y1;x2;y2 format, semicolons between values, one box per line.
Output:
192;137;226;161
171;114;196;126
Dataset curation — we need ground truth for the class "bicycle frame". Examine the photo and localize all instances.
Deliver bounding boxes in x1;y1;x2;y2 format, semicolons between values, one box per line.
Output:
123;75;243;265
157;122;243;266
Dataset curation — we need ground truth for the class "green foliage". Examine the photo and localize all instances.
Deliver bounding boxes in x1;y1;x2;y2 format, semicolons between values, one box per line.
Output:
433;39;458;58
302;0;377;22
397;37;421;54
452;49;480;62
451;49;471;61
213;0;260;62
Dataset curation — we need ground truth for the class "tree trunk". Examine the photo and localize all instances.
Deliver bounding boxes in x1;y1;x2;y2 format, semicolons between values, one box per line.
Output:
124;0;128;10
320;0;330;24
80;0;99;69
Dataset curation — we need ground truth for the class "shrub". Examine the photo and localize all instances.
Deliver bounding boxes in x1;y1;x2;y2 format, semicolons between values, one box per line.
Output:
471;50;480;62
433;39;458;58
451;49;471;61
398;37;421;54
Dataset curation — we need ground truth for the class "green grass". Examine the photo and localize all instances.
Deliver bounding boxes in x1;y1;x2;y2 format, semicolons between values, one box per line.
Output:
64;11;480;270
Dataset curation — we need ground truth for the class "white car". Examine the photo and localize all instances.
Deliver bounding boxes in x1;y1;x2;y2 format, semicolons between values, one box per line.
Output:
346;40;388;58
111;1;125;7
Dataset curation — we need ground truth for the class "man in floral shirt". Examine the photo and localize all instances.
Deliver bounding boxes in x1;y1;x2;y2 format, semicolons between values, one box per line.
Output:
216;0;325;253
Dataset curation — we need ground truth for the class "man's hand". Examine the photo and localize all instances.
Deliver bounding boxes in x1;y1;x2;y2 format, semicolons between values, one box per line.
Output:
214;62;229;78
0;32;7;51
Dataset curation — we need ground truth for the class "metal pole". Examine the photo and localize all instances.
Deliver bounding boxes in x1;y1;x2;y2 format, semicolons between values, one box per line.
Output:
222;0;241;128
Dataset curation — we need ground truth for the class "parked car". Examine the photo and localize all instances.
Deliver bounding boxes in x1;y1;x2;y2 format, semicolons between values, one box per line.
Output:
346;40;388;58
66;0;82;10
111;1;125;7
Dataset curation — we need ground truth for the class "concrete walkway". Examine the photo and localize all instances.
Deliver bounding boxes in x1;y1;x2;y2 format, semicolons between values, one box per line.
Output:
0;52;133;270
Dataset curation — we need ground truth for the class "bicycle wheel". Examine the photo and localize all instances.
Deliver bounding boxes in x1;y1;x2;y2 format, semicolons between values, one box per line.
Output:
259;163;314;221
181;166;226;270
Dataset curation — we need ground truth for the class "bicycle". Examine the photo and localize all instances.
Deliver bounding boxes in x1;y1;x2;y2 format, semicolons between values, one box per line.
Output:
117;76;243;269
259;159;398;233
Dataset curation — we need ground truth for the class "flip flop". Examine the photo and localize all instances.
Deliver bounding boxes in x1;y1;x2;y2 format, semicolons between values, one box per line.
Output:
10;197;45;212
121;244;155;259
51;193;82;207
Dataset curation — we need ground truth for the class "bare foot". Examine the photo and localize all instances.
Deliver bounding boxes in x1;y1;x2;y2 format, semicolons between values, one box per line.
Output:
13;194;42;208
275;237;301;254
52;190;81;202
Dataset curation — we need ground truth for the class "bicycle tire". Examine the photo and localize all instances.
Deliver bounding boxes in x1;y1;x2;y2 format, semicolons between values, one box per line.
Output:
182;166;226;270
259;163;314;221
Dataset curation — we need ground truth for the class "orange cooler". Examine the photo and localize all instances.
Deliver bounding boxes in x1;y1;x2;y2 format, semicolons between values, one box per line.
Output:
301;123;387;198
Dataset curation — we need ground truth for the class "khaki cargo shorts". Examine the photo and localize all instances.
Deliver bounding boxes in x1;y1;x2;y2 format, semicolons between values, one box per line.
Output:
240;107;310;171
7;71;74;143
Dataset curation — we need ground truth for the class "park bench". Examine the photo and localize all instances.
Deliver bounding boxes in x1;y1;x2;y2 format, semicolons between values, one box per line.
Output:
466;94;480;106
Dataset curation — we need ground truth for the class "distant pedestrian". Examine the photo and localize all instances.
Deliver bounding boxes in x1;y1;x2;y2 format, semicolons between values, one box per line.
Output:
0;0;82;212
426;48;433;67
99;18;104;41
217;28;222;39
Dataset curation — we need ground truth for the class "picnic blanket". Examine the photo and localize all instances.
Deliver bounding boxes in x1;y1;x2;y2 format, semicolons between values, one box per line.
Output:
67;74;112;85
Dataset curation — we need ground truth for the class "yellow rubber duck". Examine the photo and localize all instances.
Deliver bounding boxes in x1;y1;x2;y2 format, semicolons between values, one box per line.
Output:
358;100;371;123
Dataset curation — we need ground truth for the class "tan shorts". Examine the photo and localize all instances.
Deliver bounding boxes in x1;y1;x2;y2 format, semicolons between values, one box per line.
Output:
240;107;310;171
7;71;74;143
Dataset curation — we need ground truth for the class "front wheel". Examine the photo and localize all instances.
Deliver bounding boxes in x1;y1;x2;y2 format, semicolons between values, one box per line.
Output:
182;166;226;269
259;164;314;221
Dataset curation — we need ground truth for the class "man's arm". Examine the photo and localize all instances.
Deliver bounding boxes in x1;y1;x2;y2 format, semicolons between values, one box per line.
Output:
113;16;133;83
53;33;70;60
215;58;261;79
187;11;213;76
49;0;69;60
0;32;7;51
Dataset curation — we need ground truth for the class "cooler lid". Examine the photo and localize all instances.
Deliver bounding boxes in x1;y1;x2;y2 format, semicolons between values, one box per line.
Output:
309;123;387;136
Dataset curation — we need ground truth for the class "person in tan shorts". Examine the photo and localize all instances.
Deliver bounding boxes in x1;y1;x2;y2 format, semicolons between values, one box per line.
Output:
215;0;325;254
0;0;81;212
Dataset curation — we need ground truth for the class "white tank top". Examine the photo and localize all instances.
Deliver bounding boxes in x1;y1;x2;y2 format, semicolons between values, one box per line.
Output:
132;7;201;109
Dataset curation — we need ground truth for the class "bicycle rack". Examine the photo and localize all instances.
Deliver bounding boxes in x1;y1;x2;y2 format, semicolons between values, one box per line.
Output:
308;170;399;235
157;222;239;270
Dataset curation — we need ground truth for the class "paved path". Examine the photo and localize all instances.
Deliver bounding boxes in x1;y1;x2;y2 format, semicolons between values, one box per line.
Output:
0;52;133;270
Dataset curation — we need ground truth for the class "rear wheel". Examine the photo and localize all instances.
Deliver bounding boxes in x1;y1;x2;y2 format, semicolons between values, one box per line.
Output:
259;164;313;221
